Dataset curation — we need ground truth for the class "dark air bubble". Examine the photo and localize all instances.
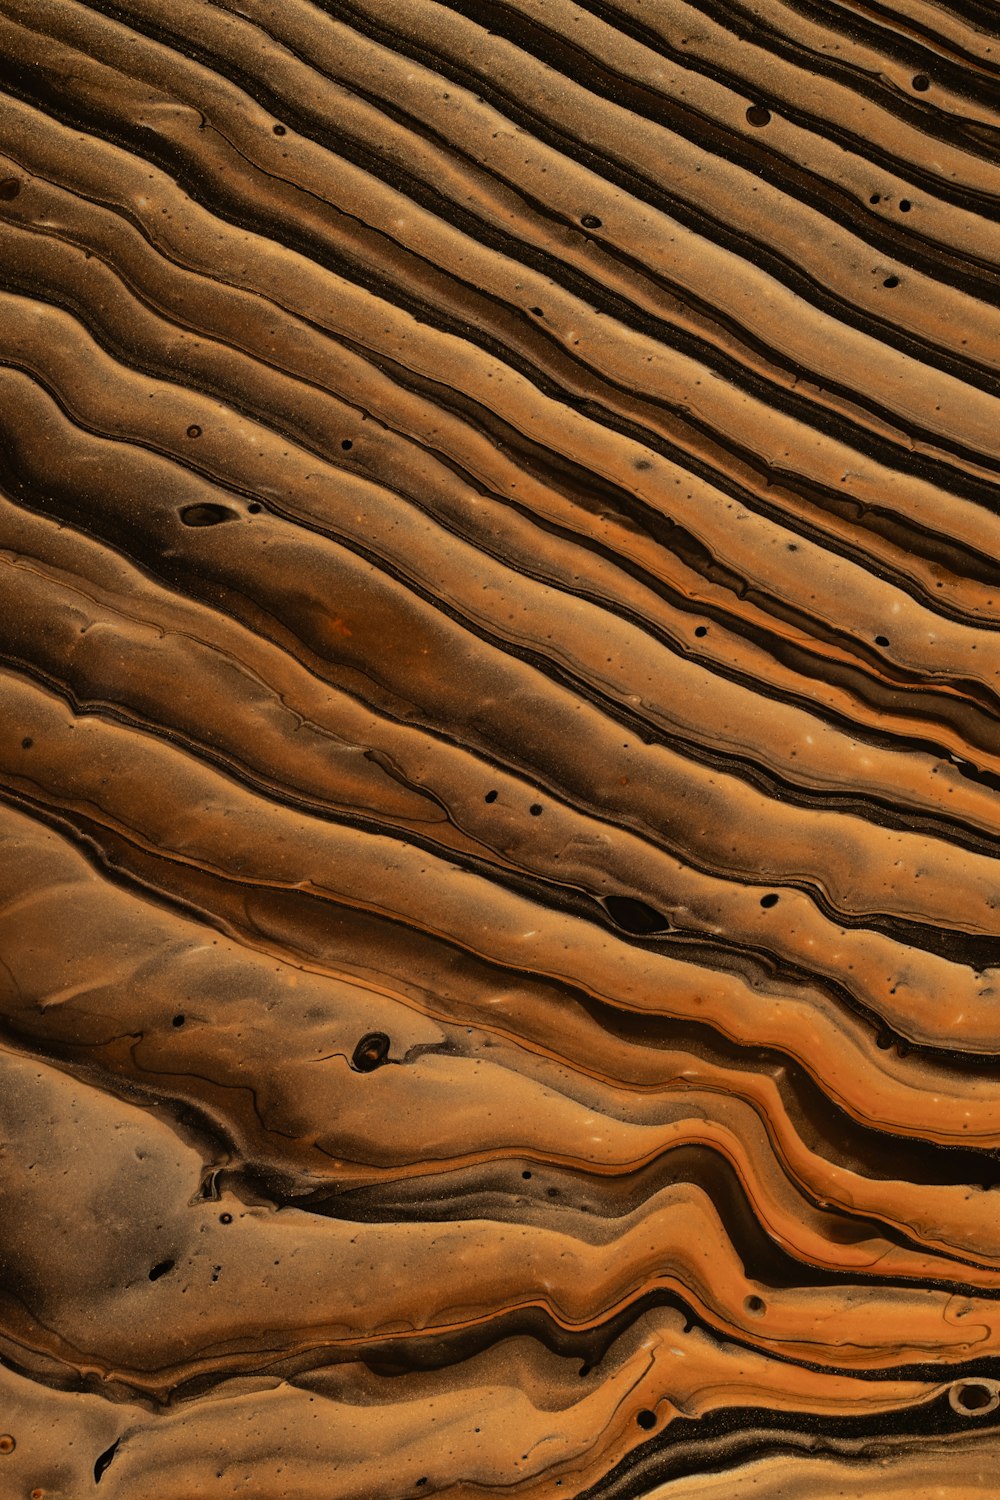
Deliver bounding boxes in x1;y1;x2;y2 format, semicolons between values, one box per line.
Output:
899;199;912;212
172;1014;186;1027
950;1381;998;1416
93;1439;120;1483
186;424;202;438
870;193;881;204
746;105;771;126
273;123;287;134
484;789;498;803
912;74;930;91
522;1170;532;1179
636;1409;657;1430
21;737;32;749
604;895;670;934
219;1212;233;1224
694;625;708;638
148;1258;175;1281
530;306;544;316
875;634;890;646
0;179;21;200
529;803;543;816
179;503;240;527
247;502;262;513
341;439;353;450
352;1031;391;1072
745;1294;766;1314
581;213;602;228
760;893;780;909
883;276;899;288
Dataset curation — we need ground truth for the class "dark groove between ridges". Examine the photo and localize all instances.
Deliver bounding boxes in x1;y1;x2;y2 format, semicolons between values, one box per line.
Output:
86;0;1000;317
7;44;1000;567
319;0;1000;325
469;0;1000;221
12;0;1000;460
592;0;1000;152
7;315;1000;820
5;505;1000;973
9;754;1000;1098
8;210;997;624
7;248;1000;825
580;1390;1000;1500
710;0;1000;92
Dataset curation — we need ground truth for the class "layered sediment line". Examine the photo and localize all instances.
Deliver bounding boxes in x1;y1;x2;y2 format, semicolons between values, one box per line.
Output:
1;0;999;1495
